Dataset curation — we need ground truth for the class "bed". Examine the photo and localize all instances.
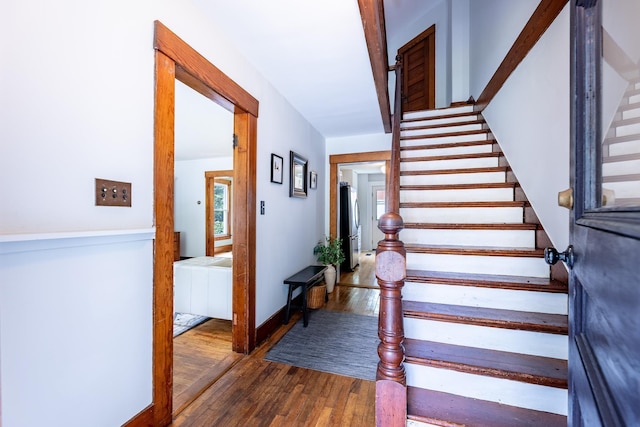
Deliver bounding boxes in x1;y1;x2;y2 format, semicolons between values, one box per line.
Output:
173;256;232;320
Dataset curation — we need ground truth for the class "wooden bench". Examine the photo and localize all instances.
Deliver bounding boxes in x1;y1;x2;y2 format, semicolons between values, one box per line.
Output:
283;265;327;327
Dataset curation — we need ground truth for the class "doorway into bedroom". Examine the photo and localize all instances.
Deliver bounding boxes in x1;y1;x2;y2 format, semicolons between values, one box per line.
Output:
153;21;258;424
172;80;238;414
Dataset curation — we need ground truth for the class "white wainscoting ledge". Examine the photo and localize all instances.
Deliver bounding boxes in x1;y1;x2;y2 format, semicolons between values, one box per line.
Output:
0;228;156;255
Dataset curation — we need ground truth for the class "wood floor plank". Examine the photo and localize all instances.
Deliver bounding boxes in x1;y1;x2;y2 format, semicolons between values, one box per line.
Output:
170;287;378;426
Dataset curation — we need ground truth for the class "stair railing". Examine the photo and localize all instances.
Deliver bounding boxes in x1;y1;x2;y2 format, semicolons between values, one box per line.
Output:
375;55;407;426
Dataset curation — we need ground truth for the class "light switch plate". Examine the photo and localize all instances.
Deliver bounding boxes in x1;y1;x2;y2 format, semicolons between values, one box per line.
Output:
95;178;132;207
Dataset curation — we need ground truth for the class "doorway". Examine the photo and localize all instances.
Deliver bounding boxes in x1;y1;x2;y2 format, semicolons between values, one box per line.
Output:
399;24;436;113
329;151;390;289
150;21;258;426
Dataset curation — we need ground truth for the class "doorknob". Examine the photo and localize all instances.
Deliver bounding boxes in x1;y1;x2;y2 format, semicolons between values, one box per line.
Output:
544;246;574;269
557;188;573;210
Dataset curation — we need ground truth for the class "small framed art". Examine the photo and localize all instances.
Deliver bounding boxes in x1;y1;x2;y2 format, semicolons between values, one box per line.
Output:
289;151;308;198
271;153;283;184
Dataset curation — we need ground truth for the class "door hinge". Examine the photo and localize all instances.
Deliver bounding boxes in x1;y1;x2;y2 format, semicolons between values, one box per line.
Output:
232;134;238;149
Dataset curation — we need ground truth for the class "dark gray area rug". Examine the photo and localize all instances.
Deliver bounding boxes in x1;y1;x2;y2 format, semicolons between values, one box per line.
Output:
265;310;379;381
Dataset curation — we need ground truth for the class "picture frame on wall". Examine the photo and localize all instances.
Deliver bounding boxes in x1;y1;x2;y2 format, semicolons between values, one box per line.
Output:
310;171;317;189
271;153;283;184
289;151;308;198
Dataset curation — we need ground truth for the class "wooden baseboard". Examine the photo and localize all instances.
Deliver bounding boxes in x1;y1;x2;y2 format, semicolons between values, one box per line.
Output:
255;294;303;345
122;404;154;427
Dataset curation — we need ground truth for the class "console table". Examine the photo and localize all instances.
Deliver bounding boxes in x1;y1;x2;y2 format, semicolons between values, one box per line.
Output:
283;265;327;327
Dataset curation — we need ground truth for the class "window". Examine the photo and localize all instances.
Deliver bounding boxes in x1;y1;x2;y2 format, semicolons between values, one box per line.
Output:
214;179;231;238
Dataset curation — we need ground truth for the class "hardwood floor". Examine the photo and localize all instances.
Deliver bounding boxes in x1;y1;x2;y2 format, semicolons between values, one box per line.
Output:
171;285;380;426
338;251;378;289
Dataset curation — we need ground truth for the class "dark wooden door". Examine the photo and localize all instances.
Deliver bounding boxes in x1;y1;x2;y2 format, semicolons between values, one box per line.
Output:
569;1;640;425
399;25;435;113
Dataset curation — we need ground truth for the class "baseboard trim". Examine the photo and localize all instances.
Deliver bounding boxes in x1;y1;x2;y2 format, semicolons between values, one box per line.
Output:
122;404;154;427
256;294;303;345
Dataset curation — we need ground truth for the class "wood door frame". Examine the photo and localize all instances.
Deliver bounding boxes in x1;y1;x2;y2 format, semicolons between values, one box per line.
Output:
205;170;234;256
141;21;257;427
398;24;436;112
329;151;391;240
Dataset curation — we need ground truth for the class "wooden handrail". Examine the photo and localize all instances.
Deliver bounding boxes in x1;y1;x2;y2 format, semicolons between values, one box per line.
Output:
376;55;407;426
386;56;403;214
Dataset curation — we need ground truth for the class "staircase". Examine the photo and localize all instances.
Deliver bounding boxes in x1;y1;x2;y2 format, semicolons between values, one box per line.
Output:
602;77;640;207
396;104;569;426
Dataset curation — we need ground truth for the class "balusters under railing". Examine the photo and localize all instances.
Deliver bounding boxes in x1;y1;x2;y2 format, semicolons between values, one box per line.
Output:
375;55;407;426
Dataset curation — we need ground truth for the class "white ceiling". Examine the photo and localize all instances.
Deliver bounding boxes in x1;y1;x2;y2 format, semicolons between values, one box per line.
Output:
176;0;441;160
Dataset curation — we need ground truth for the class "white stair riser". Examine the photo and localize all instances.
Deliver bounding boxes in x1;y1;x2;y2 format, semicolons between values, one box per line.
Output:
400;228;535;248
404;105;474;120
615;121;640;137
402;123;483;138
405;364;567;415
404;317;568;359
400;171;506;186
402;133;488;147
608;139;640;156
402;114;478;128
602;158;640;176
601;181;640;200
406;253;549;277
629;94;640;104
400;207;524;223
401;187;514;203
401;144;493;158
403;282;568;315
401;157;499;171
622;106;640;120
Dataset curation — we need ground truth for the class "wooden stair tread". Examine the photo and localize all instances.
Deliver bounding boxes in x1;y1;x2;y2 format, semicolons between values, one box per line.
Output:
401;119;485;131
402;111;478;124
401;201;528;208
401;166;509;176
404;338;567;388
400;139;494;151
405;269;567;292
401;129;490;141
407;387;567;427
404;244;544;257
403;300;568;334
401;152;500;162
401;182;516;191
404;223;538;230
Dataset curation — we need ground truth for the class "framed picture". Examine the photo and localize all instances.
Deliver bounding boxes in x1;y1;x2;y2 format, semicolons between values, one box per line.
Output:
310;171;317;189
271;153;283;184
289;151;308;198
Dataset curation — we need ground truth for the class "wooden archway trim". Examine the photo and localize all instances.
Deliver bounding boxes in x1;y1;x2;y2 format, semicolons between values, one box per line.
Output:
131;21;258;427
329;151;391;240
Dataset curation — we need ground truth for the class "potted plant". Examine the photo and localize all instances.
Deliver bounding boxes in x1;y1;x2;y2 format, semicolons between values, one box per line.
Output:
313;236;345;293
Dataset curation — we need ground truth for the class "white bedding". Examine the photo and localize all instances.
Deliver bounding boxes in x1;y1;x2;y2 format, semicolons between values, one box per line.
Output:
173;256;232;320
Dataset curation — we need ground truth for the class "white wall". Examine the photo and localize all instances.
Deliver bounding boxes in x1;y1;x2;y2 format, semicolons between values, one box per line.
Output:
174;157;233;257
469;0;540;101
481;4;571;249
387;0;451;108
0;0;325;425
451;0;470;102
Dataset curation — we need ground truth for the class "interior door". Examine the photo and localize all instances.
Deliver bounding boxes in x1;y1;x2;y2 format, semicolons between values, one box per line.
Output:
569;1;640;425
398;25;435;113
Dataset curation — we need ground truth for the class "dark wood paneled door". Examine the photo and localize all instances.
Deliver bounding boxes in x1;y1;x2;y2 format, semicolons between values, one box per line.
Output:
399;25;435;113
569;0;640;425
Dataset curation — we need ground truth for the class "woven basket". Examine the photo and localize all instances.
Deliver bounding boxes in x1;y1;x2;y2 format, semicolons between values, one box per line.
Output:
307;284;326;309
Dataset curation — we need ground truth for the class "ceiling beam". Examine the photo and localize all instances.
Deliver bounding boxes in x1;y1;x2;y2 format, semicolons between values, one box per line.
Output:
358;0;392;133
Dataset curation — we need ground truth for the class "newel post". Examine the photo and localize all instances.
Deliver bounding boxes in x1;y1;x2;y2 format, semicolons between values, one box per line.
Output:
375;212;407;426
